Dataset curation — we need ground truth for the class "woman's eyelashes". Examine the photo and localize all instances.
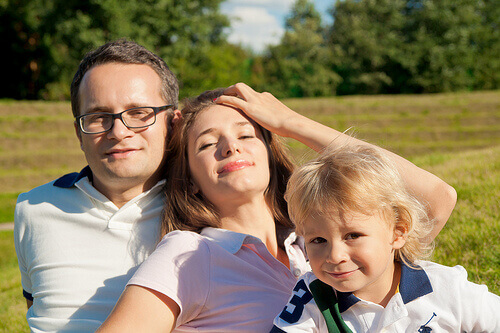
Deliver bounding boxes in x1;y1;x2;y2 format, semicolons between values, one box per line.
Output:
198;133;256;151
199;142;216;151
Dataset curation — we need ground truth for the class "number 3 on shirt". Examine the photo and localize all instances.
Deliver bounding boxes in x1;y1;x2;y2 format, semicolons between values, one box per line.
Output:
278;279;313;323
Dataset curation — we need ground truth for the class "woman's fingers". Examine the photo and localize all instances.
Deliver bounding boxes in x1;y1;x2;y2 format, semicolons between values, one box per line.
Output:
217;84;300;138
223;82;262;102
216;94;250;110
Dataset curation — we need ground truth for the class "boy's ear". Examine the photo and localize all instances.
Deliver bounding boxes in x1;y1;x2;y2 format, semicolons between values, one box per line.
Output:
392;223;408;249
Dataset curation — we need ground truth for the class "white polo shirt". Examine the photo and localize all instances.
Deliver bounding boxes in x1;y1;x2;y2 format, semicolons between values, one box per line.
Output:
128;227;311;332
272;261;500;332
14;167;164;332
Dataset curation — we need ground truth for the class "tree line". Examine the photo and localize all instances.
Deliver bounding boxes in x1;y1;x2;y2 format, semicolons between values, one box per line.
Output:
1;0;498;100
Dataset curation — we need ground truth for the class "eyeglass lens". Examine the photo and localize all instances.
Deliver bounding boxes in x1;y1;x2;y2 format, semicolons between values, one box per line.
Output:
81;107;156;133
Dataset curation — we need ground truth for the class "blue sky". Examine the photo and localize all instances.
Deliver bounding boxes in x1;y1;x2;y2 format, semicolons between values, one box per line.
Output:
220;0;333;53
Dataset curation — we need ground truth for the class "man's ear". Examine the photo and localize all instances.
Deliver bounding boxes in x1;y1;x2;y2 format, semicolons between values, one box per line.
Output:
167;109;182;134
74;121;84;151
172;109;182;124
392;223;408;250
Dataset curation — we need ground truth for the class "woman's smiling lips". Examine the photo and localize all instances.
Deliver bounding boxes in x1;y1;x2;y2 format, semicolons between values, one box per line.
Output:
218;160;253;174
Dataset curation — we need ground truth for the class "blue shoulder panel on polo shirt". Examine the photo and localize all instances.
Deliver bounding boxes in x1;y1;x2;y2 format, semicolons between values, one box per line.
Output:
53;166;92;188
338;291;361;313
337;262;433;312
399;262;433;304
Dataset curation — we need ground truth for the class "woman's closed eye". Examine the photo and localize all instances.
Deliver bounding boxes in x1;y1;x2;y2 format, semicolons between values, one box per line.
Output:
238;133;255;140
199;142;216;151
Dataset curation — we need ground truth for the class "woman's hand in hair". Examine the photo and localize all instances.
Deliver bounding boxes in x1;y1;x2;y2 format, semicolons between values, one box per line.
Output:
217;82;342;152
216;82;304;139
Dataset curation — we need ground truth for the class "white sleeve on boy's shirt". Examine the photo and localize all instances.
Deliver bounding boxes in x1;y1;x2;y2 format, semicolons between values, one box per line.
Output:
271;272;328;332
435;263;500;332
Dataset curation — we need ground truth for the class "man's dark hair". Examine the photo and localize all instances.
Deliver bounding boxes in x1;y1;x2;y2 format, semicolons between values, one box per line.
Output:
70;39;179;117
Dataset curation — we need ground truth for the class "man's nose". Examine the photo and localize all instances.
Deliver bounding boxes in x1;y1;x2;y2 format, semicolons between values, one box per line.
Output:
107;116;134;140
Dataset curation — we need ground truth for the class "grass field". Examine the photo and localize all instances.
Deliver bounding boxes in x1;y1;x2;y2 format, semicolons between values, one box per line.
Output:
0;90;499;331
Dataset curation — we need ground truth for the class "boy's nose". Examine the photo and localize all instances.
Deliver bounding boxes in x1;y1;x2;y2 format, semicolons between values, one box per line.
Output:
327;243;349;264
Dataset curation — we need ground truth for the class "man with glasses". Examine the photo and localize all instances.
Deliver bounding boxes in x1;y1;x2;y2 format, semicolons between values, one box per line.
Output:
14;39;180;332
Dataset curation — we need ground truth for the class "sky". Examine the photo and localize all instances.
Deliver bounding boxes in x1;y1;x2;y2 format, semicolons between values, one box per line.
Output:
220;0;333;54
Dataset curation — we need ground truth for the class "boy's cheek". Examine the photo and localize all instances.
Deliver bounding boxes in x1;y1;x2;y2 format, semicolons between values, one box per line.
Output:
304;246;321;266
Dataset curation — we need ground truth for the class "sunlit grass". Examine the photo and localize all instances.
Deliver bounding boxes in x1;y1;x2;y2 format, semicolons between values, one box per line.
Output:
0;91;499;331
0;231;28;333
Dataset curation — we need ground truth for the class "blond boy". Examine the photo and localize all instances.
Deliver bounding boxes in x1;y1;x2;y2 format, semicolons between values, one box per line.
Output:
272;145;500;332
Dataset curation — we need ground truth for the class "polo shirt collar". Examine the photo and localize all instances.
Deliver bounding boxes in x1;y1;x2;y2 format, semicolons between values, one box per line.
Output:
53;166;93;188
52;166;166;204
201;227;254;254
200;227;296;254
338;261;433;312
398;261;433;304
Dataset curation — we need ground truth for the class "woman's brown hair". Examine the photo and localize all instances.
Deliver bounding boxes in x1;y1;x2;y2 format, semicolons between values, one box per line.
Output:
160;89;295;237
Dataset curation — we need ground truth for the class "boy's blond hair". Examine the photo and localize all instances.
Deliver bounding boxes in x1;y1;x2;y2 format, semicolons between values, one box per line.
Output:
286;144;433;265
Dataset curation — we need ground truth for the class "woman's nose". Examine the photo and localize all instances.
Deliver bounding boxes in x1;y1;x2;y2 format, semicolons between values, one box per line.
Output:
221;139;241;157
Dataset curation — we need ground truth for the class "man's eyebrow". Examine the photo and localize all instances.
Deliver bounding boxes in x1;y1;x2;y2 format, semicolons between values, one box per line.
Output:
84;104;146;114
83;106;111;114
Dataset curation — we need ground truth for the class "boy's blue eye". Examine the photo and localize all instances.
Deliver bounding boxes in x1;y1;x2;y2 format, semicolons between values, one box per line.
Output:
311;237;326;244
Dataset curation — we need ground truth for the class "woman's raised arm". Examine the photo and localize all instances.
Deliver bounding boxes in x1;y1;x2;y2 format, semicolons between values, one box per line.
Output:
216;83;457;240
96;285;179;333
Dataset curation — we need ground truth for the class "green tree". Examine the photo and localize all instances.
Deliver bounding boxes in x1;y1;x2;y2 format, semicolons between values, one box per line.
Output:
328;0;499;94
0;0;52;99
1;0;241;100
404;0;484;92
468;0;500;90
260;0;340;98
328;0;410;94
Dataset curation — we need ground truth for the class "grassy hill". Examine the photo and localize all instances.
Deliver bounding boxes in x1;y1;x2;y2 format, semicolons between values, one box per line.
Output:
0;90;499;331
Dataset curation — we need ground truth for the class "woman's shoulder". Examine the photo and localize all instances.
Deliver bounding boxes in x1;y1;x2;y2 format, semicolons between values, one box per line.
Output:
131;230;212;286
160;229;204;242
155;230;212;255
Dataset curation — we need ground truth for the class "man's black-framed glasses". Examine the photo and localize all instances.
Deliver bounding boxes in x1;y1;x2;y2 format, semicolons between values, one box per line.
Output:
76;105;173;134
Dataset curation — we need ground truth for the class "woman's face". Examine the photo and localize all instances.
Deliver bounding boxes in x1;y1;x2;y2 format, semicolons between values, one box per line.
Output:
187;105;271;209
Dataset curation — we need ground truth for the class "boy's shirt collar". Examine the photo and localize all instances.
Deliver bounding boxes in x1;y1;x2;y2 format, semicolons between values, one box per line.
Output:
338;261;433;312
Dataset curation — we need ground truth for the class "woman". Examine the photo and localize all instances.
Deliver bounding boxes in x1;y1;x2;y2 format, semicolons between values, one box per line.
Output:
97;83;456;332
